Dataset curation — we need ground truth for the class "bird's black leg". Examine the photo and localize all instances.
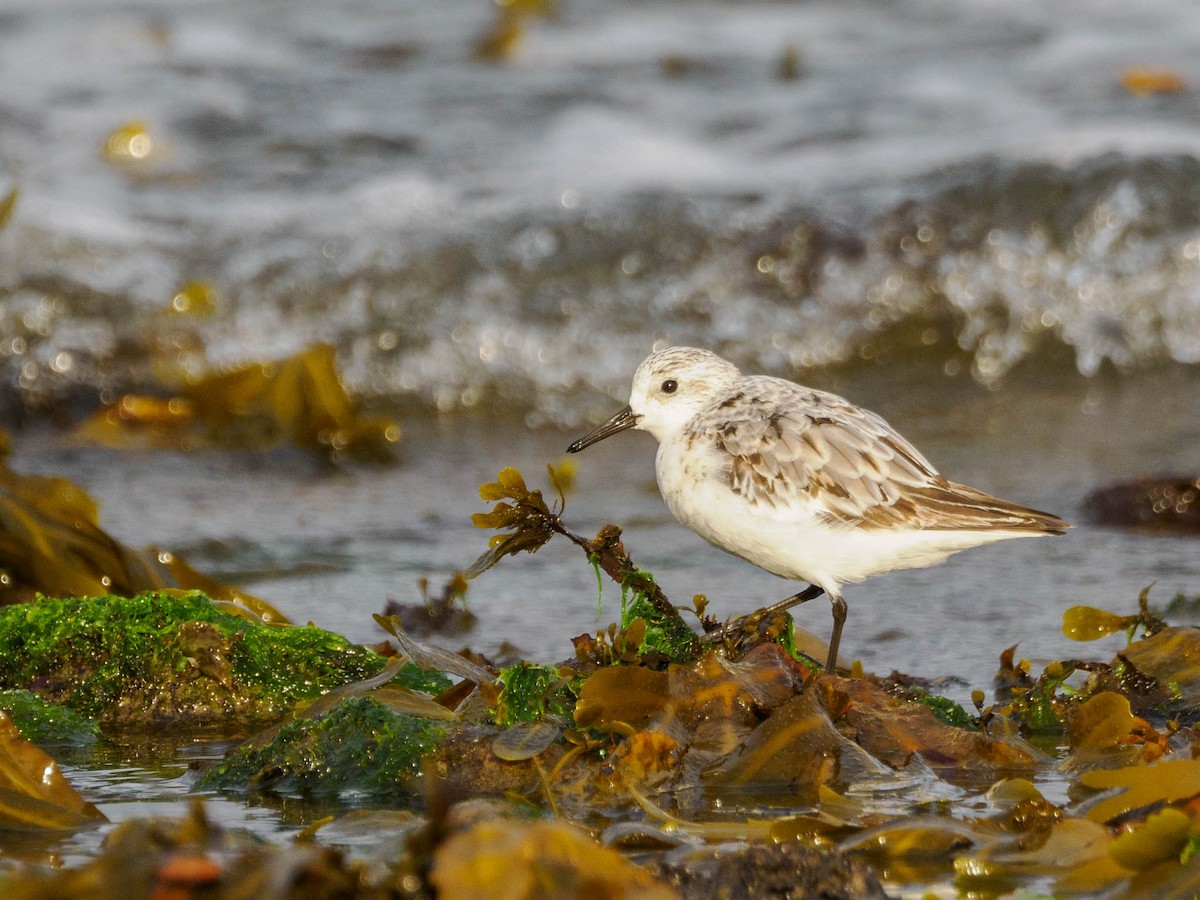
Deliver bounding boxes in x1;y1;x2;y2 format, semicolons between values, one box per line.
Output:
700;583;825;644
757;583;826;618
824;592;846;673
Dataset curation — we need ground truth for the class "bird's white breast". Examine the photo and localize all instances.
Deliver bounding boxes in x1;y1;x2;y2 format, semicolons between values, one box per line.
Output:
654;429;1030;593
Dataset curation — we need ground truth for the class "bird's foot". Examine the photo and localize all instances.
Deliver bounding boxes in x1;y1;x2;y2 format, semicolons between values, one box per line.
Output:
699;607;797;652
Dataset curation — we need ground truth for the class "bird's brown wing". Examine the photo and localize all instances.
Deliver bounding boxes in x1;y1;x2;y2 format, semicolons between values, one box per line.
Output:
704;382;1067;533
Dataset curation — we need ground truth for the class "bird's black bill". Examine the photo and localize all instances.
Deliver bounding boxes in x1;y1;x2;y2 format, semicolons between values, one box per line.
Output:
566;405;640;453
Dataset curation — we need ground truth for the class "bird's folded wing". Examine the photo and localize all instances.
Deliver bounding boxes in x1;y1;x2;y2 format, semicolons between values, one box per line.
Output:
708;390;1064;532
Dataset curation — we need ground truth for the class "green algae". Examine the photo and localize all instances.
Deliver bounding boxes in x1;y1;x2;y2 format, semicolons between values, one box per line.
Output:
0;591;443;727
0;689;98;746
622;581;700;666
910;690;975;731
493;663;579;726
763;614;826;673
199;695;446;797
1016;661;1077;734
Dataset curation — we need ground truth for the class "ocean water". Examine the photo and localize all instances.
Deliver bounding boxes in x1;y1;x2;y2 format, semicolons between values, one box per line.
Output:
3;0;1200;420
1;0;1199;835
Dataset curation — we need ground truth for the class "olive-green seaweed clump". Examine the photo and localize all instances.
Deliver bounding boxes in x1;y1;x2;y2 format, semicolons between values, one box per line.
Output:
0;689;99;745
0;591;433;727
200;696;446;797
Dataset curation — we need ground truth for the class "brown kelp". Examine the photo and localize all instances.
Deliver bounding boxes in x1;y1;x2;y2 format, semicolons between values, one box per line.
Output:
77;343;400;463
0;710;106;832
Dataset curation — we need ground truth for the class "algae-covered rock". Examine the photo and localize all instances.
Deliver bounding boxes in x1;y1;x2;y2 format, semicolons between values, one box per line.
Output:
0;591;442;727
0;689;99;745
200;696;447;797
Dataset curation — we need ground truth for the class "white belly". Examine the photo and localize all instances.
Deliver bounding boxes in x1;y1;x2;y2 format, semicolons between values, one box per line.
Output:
655;439;1033;593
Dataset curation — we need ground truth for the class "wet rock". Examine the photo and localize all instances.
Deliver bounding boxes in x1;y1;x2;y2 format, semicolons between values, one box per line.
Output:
1082;476;1200;530
429;725;547;797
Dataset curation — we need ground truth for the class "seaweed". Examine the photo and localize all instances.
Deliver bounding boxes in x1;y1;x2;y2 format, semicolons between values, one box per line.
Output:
0;591;423;726
0;710;106;831
469;465;697;659
1120;68;1187;96
471;0;557;62
457;469;1200;894
430;816;677;900
493;663;578;727
0;689;98;746
1062;585;1167;642
380;572;476;637
5;462;1200;897
198;696;446;797
0;185;16;230
0;801;368;897
77;343;400;464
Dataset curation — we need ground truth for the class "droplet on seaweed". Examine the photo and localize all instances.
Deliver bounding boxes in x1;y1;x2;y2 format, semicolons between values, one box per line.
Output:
168;281;216;317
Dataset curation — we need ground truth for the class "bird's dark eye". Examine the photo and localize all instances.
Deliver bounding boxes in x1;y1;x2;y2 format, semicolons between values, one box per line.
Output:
661;379;678;394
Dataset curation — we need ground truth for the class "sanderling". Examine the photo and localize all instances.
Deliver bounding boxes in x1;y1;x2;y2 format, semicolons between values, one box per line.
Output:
567;346;1069;672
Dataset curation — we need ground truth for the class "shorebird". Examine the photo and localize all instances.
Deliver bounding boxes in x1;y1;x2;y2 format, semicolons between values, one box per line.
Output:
567;347;1069;671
